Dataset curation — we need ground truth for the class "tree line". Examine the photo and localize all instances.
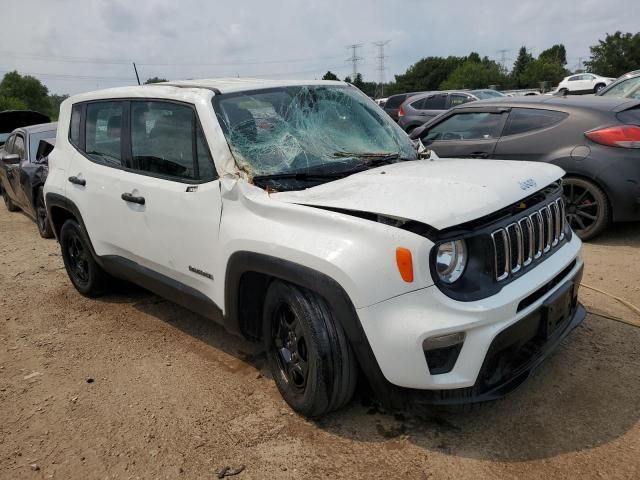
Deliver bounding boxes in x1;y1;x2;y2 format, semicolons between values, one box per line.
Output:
323;31;640;97
0;31;638;116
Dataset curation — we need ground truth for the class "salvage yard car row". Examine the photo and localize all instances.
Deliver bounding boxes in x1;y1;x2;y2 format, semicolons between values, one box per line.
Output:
1;78;589;418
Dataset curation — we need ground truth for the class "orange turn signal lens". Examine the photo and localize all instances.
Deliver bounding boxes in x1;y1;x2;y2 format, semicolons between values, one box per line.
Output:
395;247;414;283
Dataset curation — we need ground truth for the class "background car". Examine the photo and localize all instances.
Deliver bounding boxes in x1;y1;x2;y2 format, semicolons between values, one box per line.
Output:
410;96;640;240
0;123;57;237
596;69;640;99
471;89;505;99
556;73;614;94
382;91;425;121
0;110;50;147
398;90;478;132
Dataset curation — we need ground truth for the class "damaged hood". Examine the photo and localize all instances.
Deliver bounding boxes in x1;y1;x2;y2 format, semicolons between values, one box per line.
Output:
270;159;564;230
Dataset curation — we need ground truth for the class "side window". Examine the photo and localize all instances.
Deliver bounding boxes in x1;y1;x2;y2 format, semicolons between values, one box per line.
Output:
568;76;579;82
85;101;123;166
422;112;505;142
503;108;568;136
13;135;25;159
131;101;216;181
422;95;447;110
410;98;425;110
449;95;472;107
69;104;82;146
4;134;15;153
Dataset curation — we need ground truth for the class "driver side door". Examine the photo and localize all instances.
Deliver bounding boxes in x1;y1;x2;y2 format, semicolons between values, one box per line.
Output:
417;109;508;158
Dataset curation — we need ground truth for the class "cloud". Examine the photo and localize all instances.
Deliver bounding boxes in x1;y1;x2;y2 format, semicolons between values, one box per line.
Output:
0;0;637;94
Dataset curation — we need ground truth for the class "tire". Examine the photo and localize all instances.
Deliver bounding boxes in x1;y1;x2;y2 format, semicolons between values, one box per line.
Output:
59;219;109;297
562;177;610;241
2;187;19;212
558;88;569;96
36;188;53;238
594;83;605;93
263;280;357;417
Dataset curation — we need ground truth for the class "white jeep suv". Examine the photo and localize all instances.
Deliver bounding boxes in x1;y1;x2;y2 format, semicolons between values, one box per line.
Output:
44;79;585;417
556;73;614;94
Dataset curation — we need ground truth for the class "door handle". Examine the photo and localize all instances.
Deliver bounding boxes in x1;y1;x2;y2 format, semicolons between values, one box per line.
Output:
470;152;490;158
68;176;86;186
121;192;145;205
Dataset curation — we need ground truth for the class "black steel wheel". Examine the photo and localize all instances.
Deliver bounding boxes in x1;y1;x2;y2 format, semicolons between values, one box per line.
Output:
563;177;610;240
60;219;109;297
2;187;19;212
36;188;53;238
263;280;357;417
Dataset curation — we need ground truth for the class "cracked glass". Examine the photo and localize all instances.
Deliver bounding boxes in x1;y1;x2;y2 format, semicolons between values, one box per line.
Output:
212;85;416;183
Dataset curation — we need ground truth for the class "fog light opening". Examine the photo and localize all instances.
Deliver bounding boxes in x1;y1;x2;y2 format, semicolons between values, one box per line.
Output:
423;332;465;375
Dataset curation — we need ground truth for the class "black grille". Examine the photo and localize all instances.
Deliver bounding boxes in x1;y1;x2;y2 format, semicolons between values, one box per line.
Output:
491;198;566;281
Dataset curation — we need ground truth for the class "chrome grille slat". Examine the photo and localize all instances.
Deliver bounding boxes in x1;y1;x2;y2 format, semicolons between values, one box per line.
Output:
492;198;567;281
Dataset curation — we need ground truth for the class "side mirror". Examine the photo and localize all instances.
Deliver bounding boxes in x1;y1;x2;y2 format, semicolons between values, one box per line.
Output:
3;153;20;165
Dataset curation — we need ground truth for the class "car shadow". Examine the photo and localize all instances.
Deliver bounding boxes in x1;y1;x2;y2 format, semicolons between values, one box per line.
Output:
97;286;640;462
589;221;640;247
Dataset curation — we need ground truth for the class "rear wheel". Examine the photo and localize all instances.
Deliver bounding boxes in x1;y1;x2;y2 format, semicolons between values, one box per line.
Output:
594;83;606;93
2;187;19;212
36;188;53;238
263;280;357;417
60;219;109;297
563;177;610;240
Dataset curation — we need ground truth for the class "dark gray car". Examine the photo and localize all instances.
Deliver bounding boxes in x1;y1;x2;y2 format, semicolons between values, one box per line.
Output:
0;122;57;237
398;91;478;132
382;92;425;122
409;96;640;239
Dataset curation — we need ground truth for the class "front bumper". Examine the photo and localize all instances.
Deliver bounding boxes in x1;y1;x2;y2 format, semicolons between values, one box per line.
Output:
356;234;584;400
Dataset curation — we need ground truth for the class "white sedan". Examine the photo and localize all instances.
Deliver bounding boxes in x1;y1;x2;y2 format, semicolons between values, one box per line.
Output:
556;73;615;94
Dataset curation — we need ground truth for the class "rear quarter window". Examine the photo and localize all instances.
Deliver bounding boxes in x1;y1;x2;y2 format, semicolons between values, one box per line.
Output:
69;104;82;146
503;108;568;136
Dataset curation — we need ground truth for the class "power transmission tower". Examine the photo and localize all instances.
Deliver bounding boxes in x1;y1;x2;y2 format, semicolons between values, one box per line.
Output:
345;44;363;82
497;49;509;70
373;40;390;97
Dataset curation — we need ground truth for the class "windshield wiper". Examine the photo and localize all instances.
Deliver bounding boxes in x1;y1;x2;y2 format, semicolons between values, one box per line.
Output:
253;171;349;183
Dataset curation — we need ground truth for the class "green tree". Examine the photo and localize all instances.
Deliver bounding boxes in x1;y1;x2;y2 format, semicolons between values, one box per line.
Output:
520;59;569;90
393;56;466;92
440;58;508;90
321;71;339;81
343;75;352;83
47;94;69;119
0;71;50;113
144;77;168;84
585;31;640;77
539;44;567;66
0;95;27;111
511;47;534;88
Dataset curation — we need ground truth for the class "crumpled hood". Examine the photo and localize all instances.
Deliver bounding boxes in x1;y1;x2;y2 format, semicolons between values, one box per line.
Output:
270;158;564;230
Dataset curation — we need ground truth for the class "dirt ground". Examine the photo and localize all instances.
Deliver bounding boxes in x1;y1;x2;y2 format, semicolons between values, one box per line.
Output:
1;205;639;480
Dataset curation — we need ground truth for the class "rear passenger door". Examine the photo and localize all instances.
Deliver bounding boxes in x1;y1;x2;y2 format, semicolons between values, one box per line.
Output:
117;100;221;299
418;109;508;158
492;108;569;162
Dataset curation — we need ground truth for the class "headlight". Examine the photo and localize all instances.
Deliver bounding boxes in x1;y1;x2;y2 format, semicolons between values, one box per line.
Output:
435;240;467;284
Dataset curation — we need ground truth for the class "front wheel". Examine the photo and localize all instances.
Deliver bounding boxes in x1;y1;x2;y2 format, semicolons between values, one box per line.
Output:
263;280;357;417
594;83;606;93
36;188;53;238
563;177;610;240
60;219;110;297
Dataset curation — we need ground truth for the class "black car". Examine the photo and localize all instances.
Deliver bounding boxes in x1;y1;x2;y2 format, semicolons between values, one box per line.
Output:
0;122;57;237
410;96;640;240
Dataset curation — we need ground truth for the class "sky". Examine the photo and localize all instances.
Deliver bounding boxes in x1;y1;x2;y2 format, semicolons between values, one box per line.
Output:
1;0;638;95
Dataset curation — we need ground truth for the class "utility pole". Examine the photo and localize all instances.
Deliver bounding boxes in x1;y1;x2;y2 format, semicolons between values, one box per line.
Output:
497;49;509;70
345;44;363;82
373;40;390;97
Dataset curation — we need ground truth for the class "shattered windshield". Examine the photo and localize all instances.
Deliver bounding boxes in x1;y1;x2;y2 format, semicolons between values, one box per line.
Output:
212;85;416;182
